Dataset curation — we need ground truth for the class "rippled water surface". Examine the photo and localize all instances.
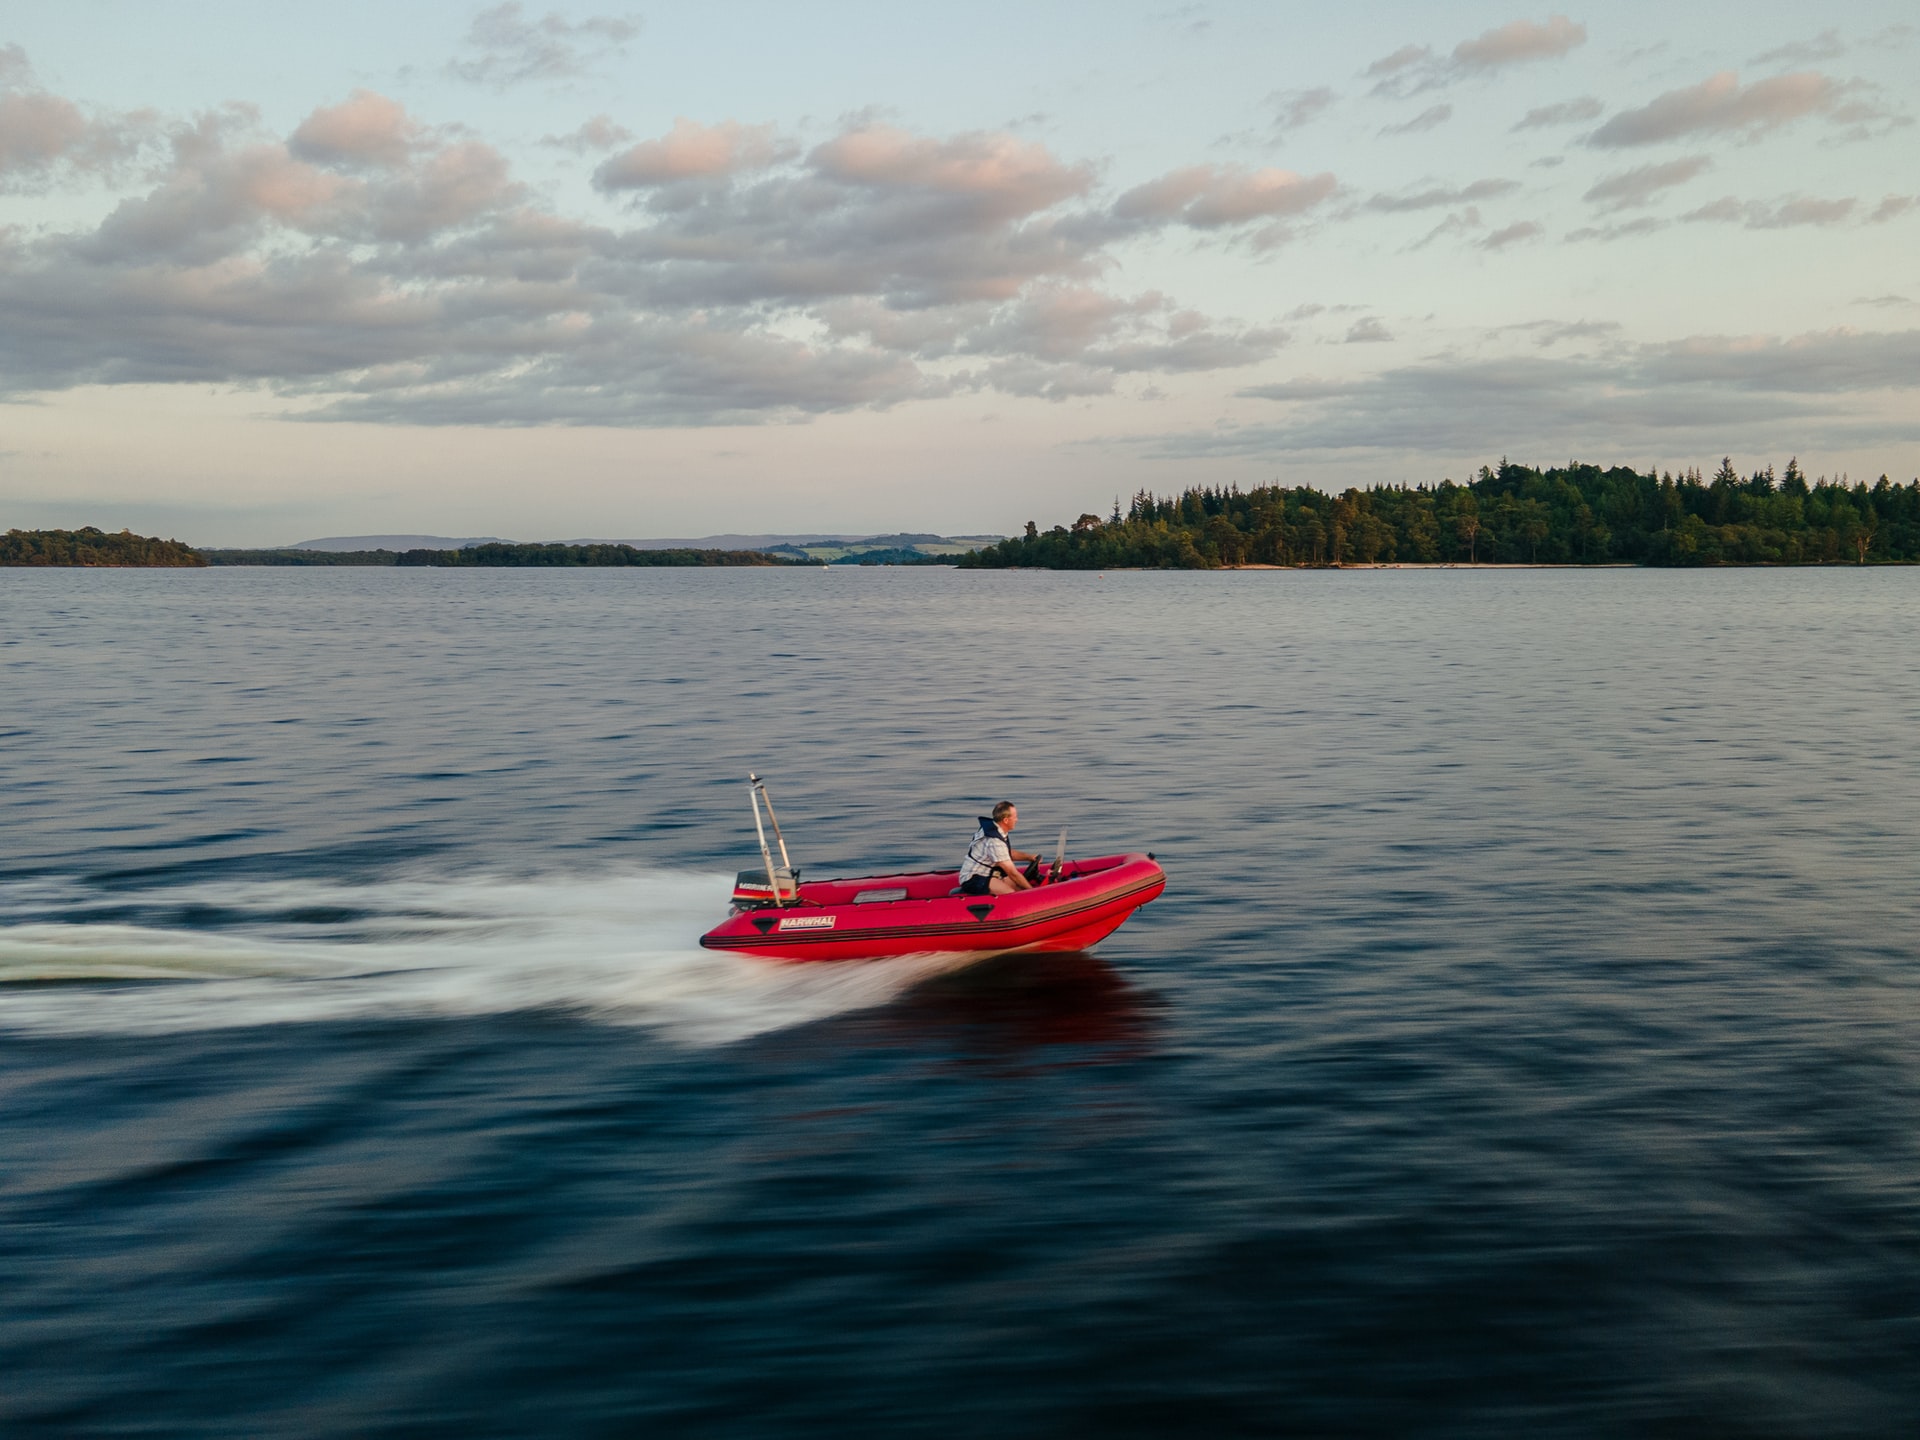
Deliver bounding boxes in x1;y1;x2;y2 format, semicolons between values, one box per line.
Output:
3;566;1917;1437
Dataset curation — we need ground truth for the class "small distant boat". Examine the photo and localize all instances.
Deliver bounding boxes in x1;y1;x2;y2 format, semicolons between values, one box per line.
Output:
699;776;1166;963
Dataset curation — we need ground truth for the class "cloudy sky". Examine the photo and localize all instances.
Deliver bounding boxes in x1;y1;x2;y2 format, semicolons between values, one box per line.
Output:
2;2;1916;543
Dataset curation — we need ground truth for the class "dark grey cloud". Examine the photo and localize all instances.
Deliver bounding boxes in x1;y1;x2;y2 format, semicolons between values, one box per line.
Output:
1498;318;1622;346
0;42;30;89
541;114;632;152
1565;216;1667;242
1345;317;1393;343
1379;105;1452;137
1868;195;1916;223
1413;208;1483;249
1582;155;1712;211
0;91;1305;426
1111;162;1337;251
1481;220;1542;250
449;3;639;88
1366;178;1515;212
1638;328;1920;393
1269;87;1337;137
1751;30;1845;67
1512;96;1603;130
1140;328;1920;458
1682;195;1856;229
1825;91;1913;144
1588;70;1838;146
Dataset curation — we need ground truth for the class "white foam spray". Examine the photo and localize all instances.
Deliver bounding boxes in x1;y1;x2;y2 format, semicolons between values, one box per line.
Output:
0;872;985;1045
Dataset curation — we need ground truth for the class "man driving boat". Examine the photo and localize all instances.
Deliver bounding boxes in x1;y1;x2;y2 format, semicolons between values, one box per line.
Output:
958;801;1043;896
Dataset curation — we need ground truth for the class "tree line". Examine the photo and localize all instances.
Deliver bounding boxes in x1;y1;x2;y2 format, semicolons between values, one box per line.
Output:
2;527;205;566
199;548;401;565
960;460;1920;569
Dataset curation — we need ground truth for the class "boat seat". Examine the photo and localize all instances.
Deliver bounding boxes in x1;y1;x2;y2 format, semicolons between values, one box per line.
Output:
853;887;910;904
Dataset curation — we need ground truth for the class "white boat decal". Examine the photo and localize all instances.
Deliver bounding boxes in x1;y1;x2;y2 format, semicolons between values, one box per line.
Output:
777;914;836;931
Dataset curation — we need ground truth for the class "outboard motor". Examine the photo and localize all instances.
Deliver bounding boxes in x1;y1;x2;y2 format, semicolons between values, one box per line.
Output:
733;773;798;910
731;865;800;912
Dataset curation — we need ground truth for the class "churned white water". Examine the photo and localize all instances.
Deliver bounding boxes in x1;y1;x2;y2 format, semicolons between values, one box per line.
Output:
0;871;977;1042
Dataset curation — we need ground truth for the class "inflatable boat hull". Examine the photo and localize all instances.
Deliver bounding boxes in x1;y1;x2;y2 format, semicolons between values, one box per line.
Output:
699;852;1165;962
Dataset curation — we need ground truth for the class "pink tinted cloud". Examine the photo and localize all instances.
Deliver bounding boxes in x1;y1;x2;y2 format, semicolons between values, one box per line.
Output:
289;90;419;169
3;85;1288;424
811;126;1091;217
1367;16;1587;96
594;118;784;188
0;46;154;185
1453;16;1587;71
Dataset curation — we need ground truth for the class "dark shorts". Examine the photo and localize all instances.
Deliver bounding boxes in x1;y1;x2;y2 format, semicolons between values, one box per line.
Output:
957;874;993;896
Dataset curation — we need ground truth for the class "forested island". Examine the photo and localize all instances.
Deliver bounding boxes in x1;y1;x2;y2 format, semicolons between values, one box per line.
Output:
962;460;1920;569
2;527;205;566
392;542;810;567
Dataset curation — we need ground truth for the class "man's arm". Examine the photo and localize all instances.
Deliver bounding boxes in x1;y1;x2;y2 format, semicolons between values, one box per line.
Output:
992;854;1035;890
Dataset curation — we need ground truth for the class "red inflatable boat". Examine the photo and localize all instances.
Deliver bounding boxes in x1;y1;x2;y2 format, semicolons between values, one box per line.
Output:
699;777;1166;963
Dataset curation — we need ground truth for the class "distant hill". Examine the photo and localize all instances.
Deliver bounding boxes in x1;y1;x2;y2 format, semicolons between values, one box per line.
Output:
283;531;1007;561
289;534;508;551
561;533;870;550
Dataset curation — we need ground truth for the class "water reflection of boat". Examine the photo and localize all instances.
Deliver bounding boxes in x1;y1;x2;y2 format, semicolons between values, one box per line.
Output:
699;776;1166;963
894;949;1161;1056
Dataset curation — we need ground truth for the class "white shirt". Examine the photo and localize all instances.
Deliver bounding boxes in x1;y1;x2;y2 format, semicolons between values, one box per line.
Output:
959;824;1012;882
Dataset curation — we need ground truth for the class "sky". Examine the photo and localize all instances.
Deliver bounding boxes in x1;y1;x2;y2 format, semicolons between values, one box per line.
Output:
1;2;1916;544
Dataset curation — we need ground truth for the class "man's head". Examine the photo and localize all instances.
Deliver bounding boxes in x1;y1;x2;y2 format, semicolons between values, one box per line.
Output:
991;800;1017;831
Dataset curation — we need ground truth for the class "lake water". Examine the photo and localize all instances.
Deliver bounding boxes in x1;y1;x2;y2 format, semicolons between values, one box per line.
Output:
3;566;1917;1437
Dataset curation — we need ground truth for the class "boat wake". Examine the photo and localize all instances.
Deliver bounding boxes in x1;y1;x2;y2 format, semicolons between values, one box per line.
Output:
0;871;984;1044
